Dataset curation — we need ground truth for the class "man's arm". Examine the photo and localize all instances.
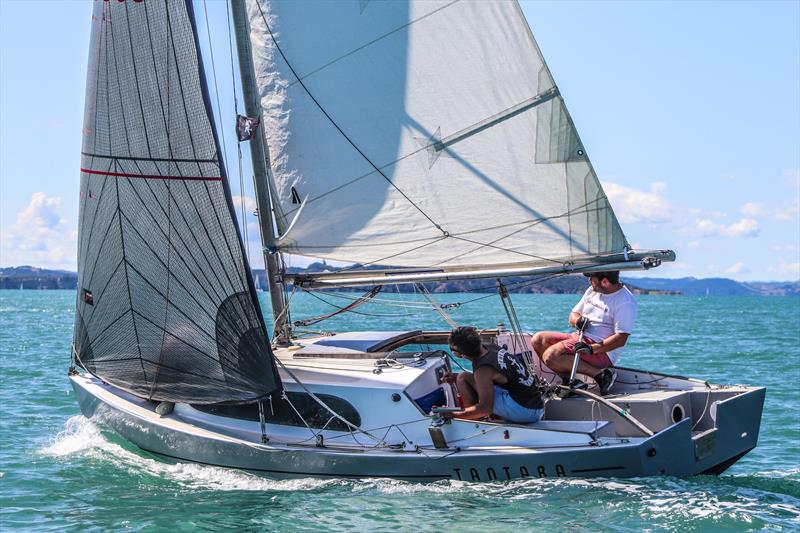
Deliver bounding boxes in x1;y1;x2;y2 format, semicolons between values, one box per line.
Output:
453;366;495;420
585;332;629;354
569;311;583;329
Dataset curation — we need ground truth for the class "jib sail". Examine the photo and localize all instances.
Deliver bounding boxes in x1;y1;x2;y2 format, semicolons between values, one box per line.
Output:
73;0;281;404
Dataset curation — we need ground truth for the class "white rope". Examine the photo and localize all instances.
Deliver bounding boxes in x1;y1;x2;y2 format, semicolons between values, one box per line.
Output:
418;283;458;328
274;357;384;443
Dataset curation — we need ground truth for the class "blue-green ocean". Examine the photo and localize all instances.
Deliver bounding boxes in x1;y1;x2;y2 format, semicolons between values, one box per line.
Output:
1;290;798;531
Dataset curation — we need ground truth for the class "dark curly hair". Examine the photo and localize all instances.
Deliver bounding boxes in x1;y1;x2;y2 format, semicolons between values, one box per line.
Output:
448;326;482;357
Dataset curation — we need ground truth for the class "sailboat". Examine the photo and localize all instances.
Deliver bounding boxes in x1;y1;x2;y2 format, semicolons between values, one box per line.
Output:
69;0;764;480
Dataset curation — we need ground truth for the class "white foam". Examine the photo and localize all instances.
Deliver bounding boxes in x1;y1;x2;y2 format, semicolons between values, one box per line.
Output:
39;416;338;492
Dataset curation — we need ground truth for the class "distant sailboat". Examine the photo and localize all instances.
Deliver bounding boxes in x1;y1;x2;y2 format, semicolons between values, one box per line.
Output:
69;0;764;480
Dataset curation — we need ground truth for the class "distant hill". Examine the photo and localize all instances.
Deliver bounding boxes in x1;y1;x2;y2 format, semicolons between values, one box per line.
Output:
2;265;797;295
0;266;78;290
626;276;800;297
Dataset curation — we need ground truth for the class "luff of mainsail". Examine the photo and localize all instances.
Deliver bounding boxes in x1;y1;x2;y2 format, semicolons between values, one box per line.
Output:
73;0;281;404
231;0;290;345
244;0;645;273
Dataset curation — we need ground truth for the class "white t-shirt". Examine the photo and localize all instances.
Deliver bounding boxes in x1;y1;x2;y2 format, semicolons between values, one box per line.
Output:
571;285;637;364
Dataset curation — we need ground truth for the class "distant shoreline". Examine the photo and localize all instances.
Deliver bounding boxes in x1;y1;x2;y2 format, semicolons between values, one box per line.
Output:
2;265;798;296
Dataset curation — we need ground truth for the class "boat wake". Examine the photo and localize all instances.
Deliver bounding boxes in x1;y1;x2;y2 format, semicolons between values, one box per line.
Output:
39;416;799;529
39;416;337;492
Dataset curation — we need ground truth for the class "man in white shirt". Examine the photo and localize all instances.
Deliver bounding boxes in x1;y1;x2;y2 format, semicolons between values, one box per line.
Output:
531;271;637;395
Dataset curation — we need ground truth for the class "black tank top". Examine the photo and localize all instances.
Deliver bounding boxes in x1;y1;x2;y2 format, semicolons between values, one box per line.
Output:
473;344;544;409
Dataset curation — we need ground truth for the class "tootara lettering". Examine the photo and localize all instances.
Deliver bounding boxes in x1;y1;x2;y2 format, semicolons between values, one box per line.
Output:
452;464;567;481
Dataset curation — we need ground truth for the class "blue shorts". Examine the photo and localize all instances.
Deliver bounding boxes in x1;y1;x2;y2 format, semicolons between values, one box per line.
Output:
493;386;544;424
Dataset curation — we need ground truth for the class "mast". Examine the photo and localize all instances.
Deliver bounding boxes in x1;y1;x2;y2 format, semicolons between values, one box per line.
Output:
231;0;290;345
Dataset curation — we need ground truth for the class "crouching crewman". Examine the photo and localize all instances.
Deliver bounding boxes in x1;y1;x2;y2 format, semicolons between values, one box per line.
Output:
443;326;544;424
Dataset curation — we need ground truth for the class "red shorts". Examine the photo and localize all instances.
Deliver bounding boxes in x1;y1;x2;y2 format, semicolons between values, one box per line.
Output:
551;332;613;369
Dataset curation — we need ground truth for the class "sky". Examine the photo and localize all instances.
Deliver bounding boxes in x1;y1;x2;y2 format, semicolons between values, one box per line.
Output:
0;0;798;282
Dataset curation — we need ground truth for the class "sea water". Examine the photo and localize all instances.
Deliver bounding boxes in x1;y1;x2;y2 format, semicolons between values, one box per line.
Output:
1;290;798;531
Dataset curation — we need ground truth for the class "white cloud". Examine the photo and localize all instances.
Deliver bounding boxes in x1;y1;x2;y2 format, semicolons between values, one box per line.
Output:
767;259;800;278
689;208;724;220
771;197;799;221
724;261;748;274
771;244;799;253
691;217;760;238
725;218;760;237
720;173;736;181
0;193;77;269
686;241;700;249
740;202;764;217
604;182;671;224
231;195;257;214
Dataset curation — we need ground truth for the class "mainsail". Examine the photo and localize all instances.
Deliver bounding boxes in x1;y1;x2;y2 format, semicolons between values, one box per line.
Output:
73;0;281;404
246;0;628;270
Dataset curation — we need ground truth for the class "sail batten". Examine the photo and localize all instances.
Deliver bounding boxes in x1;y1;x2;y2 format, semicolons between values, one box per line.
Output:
74;0;281;405
247;0;629;269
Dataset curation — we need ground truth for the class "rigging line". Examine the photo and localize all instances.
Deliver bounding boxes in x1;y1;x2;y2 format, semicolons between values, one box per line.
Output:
280;391;319;440
449;272;569;306
282;234;444;250
273;357;383;442
446;234;568;265
201;0;234;203
293;286;382;327
270;284;298;340
448;200;605;240
430;198;609;267
418;283;458;328
252;0;447;237
306;289;453;310
287;0;461;88
224;1;239;113
330;235;448;275
303;290;434;319
280;201;605;251
497;281;536;374
207;0;250;262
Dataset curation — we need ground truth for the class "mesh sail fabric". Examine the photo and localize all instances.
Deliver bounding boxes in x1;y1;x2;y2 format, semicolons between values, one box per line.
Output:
246;0;627;269
73;0;280;404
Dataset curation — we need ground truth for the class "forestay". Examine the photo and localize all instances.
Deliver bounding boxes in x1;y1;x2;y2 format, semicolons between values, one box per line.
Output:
73;0;281;404
246;0;627;269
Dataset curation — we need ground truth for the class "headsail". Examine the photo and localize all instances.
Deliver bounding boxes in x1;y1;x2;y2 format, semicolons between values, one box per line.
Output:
73;0;281;404
245;0;630;271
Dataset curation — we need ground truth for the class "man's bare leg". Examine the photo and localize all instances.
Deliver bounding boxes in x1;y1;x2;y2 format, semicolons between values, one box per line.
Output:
456;372;479;407
531;331;568;359
541;342;604;380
